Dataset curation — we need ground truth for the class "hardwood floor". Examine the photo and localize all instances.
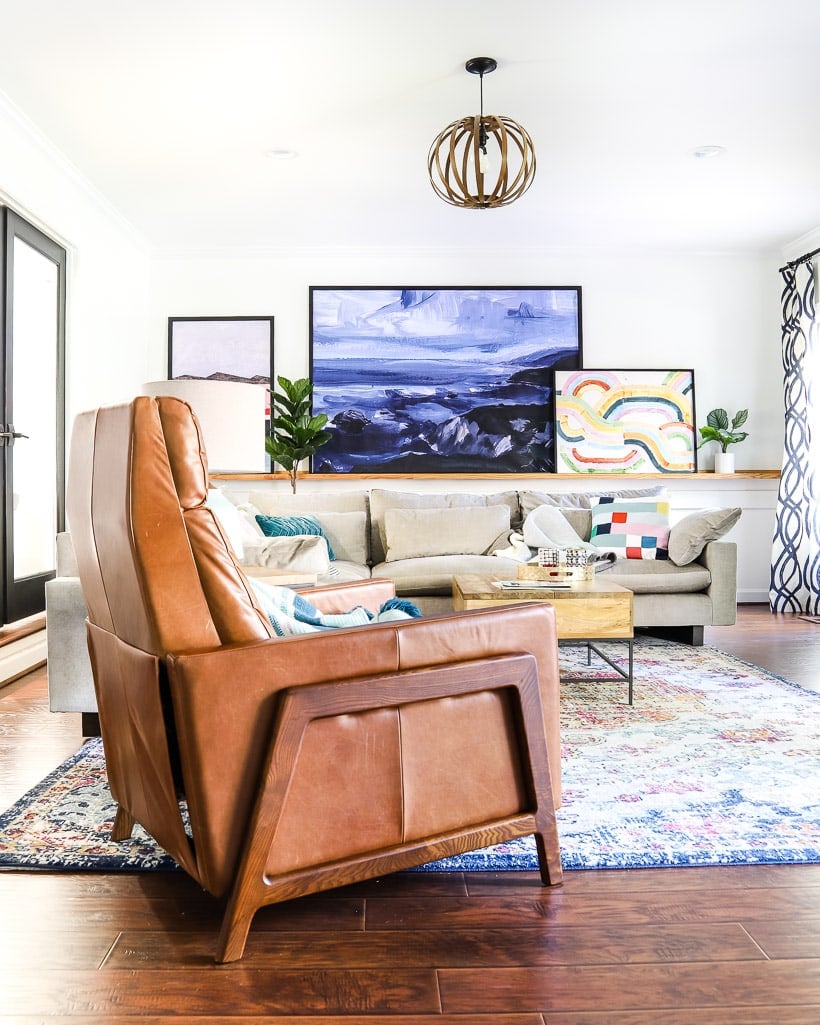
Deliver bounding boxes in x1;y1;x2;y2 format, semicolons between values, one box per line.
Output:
0;606;818;1022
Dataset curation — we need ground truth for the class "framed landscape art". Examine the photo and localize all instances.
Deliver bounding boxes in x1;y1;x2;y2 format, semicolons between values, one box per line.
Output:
309;286;582;473
554;368;697;473
168;316;273;390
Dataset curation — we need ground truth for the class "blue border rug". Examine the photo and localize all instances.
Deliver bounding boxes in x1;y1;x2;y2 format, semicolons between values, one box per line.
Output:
1;640;819;872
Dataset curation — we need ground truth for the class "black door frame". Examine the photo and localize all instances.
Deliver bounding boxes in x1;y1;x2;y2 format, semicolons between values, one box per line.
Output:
1;207;67;625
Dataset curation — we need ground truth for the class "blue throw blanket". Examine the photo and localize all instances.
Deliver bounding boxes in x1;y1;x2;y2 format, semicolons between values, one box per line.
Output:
249;579;421;637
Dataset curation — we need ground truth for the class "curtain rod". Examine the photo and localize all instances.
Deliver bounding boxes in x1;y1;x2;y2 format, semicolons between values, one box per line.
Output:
779;245;820;272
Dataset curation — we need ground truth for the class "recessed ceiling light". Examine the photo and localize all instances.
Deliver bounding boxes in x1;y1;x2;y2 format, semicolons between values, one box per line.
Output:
264;148;298;160
692;145;726;159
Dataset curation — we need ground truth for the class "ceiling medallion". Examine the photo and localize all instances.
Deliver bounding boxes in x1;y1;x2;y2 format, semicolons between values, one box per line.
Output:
428;57;536;209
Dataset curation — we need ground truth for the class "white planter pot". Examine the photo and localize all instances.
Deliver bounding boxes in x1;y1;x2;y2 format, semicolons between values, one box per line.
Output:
714;452;735;474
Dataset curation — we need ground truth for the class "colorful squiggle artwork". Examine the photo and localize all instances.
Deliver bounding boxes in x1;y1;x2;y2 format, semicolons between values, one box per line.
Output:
554;369;696;473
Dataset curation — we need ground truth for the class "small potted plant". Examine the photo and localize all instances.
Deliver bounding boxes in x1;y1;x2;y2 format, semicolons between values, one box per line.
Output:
697;408;749;473
265;376;331;493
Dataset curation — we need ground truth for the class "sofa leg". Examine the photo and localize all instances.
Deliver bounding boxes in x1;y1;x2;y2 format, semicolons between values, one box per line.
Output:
640;626;704;647
81;711;101;737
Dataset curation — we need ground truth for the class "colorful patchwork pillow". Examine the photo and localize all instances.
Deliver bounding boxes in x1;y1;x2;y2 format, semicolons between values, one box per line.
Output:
255;513;336;560
589;496;671;560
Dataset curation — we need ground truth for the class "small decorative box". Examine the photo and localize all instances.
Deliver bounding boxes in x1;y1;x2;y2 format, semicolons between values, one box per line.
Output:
517;560;594;582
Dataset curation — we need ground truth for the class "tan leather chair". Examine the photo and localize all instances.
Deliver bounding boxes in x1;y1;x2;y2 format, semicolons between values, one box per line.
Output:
66;396;562;962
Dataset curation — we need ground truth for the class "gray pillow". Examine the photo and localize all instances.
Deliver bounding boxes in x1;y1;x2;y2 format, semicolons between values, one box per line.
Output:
668;507;742;566
519;486;667;518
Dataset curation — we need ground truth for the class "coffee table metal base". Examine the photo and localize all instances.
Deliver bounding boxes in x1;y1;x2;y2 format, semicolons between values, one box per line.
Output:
560;638;634;705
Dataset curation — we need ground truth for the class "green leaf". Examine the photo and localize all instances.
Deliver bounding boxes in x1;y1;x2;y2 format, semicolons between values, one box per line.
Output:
731;409;749;429
707;408;729;431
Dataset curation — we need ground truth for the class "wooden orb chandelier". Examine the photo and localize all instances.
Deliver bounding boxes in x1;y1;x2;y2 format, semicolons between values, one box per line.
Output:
428;57;536;209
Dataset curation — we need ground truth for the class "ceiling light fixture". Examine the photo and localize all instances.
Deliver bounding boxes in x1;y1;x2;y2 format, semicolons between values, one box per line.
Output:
428;57;536;209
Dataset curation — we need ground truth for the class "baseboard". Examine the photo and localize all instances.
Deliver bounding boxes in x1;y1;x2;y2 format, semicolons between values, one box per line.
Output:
0;629;47;685
738;589;770;604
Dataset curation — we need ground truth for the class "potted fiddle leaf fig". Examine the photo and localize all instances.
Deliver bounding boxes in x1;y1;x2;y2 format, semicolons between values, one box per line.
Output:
265;376;331;493
697;407;749;473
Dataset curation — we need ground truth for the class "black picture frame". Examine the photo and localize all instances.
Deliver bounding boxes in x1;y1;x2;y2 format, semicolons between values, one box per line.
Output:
309;286;582;474
554;368;697;473
167;316;273;391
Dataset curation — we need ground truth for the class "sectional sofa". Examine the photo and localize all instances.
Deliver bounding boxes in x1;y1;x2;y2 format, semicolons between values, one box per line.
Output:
46;484;740;725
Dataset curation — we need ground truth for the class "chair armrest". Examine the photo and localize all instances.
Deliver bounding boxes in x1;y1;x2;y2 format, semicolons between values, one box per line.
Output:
167;601;560;896
168;601;560;807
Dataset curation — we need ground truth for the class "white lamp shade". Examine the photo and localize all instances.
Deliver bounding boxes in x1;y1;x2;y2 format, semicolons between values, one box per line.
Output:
141;379;267;473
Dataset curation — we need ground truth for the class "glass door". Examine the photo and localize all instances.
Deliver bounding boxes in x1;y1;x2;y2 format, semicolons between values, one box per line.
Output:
1;209;66;625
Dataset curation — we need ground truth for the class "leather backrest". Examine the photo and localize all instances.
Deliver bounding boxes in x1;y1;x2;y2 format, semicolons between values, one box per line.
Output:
66;396;272;656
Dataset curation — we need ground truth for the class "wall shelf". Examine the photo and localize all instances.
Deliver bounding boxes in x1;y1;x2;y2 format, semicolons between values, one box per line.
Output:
212;470;781;482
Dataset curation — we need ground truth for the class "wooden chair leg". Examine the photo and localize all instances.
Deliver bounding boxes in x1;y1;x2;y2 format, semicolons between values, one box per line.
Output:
111;805;135;841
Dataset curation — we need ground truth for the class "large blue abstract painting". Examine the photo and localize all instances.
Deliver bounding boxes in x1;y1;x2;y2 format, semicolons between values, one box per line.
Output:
309;286;583;474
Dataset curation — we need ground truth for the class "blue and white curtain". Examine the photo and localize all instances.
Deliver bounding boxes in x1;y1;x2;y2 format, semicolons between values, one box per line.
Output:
770;259;820;611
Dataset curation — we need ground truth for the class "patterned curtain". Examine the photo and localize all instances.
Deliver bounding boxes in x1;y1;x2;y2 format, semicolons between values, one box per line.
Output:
770;259;820;611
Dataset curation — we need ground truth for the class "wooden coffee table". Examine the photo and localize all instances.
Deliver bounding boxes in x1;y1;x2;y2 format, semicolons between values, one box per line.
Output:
452;573;635;703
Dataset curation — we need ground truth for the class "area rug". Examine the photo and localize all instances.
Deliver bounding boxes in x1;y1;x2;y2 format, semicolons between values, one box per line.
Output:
1;641;819;873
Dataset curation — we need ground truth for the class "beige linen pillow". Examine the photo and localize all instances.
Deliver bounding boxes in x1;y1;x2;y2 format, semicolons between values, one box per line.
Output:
382;505;511;562
668;507;742;566
369;489;519;563
315;511;368;565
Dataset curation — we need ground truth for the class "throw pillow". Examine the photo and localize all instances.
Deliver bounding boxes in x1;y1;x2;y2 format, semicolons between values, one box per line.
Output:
382;505;510;562
314;510;368;566
369;489;519;564
668;507;742;566
255;513;336;560
206;488;246;559
589;495;671;560
241;534;331;575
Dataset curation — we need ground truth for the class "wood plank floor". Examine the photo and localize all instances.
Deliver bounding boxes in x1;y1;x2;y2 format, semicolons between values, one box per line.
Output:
0;605;818;1023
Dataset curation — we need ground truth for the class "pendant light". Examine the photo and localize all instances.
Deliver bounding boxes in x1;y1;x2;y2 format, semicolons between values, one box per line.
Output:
428;57;536;209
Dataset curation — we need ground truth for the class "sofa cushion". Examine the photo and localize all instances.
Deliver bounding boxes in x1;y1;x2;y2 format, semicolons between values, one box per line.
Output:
369;489;519;564
372;554;521;595
382;505;511;562
668;507;742;566
255;514;336;559
589;496;671;560
314;511;368;566
604;560;711;594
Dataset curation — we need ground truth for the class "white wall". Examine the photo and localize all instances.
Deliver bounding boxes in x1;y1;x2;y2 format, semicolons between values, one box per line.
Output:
149;246;783;471
0;93;151;422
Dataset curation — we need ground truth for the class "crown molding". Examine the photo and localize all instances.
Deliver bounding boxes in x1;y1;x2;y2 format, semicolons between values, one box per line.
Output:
0;88;151;254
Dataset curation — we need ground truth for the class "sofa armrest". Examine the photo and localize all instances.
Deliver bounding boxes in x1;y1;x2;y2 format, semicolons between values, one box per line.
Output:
698;541;738;625
45;575;96;712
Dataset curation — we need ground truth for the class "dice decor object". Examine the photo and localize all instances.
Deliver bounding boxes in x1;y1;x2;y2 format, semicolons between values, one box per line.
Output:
516;547;594;582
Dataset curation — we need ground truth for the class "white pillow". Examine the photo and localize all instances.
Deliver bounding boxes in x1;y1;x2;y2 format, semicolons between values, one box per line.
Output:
241;534;331;574
206;488;246;559
382;505;510;562
234;502;267;542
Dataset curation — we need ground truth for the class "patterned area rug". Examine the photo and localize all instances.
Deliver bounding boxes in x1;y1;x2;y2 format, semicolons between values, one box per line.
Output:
1;640;819;873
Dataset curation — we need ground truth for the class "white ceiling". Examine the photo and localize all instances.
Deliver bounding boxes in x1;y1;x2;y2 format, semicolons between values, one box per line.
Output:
2;0;819;255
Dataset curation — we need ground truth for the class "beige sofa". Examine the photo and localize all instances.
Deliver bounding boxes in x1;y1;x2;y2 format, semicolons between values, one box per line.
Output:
46;485;740;724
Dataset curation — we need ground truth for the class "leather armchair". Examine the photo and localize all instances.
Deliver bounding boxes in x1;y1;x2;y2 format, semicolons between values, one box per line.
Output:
66;396;562;962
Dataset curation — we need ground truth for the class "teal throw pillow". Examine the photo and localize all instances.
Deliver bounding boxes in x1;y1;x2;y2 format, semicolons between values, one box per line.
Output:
255;514;336;560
